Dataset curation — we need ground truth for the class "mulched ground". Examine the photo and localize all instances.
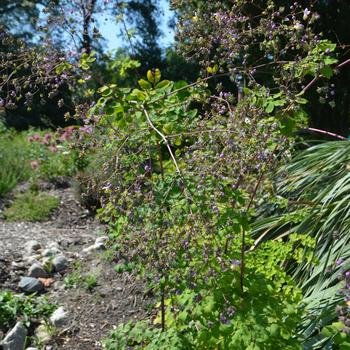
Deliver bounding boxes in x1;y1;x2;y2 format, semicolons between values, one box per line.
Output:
0;179;153;349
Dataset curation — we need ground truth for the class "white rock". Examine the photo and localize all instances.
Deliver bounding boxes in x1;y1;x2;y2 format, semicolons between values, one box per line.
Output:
23;240;41;254
1;322;27;350
82;244;97;253
50;307;69;328
26;348;39;350
11;261;25;270
95;236;108;248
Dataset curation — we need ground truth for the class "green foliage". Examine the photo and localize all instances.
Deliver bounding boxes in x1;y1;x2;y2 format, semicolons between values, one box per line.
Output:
87;51;337;346
104;235;315;349
3;191;59;222
64;261;97;292
0;130;32;196
0;290;57;330
252;140;350;348
27;129;82;181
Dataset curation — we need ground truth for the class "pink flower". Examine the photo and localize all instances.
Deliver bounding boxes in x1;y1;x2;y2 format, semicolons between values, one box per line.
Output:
27;136;34;142
33;134;41;141
30;160;40;170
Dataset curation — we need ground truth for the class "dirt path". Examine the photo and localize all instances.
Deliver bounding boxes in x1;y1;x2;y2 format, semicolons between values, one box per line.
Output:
0;182;151;349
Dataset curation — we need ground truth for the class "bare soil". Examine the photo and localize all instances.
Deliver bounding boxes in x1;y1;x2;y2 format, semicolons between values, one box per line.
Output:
0;180;152;349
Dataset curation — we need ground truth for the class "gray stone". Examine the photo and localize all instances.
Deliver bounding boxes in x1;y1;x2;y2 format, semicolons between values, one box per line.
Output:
50;307;69;328
42;247;60;257
18;277;44;293
35;325;51;345
1;322;27;350
24;240;41;254
28;264;49;278
52;255;68;272
23;255;41;266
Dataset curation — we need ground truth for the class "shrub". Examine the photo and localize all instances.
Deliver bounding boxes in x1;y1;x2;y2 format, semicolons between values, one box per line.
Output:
0;291;57;330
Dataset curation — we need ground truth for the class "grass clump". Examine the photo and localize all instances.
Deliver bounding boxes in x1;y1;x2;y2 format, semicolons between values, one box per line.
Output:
3;191;60;222
0;131;32;196
64;261;98;292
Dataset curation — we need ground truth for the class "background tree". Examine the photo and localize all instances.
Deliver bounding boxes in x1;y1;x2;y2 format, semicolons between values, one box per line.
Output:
171;0;350;135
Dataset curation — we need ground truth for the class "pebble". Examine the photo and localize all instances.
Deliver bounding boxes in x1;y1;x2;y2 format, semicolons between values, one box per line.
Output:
10;261;25;270
50;306;69;328
18;277;44;293
28;263;49;278
52;255;68;272
1;322;27;350
26;348;39;350
53;281;65;291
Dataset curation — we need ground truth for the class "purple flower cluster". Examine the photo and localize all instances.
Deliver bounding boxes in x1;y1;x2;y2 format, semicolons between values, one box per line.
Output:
336;270;350;333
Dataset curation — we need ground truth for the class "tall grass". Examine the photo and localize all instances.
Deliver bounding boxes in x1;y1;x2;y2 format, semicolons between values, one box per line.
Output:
0;130;32;197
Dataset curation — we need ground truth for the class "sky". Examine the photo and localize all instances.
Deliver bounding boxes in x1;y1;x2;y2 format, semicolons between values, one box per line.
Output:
98;0;175;52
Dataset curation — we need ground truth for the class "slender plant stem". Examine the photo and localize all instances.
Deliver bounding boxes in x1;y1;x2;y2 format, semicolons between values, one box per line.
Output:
305;127;349;141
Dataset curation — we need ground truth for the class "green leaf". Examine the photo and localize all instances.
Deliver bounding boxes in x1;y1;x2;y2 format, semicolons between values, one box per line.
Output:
154;69;161;83
265;102;275;113
138;79;152;90
155;80;171;89
321;66;333;79
147;70;155;83
174;137;182;146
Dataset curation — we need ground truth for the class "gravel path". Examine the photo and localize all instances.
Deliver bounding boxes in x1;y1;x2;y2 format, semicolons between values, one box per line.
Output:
0;182;152;349
0;185;102;259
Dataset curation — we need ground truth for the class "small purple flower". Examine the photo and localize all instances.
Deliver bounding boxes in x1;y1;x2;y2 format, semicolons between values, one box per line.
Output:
193;294;202;303
227;306;236;317
207;320;214;328
336;258;344;266
79;125;93;135
231;259;241;266
303;8;311;20
220;313;230;325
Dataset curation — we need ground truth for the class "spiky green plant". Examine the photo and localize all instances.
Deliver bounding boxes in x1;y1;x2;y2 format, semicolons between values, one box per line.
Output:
252;141;350;349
